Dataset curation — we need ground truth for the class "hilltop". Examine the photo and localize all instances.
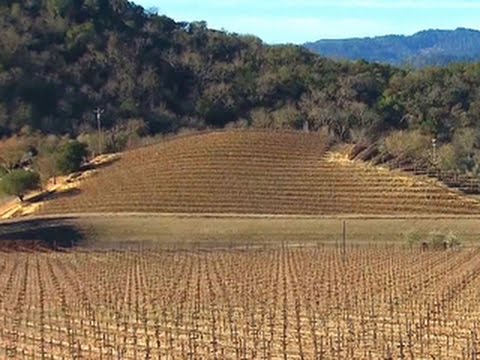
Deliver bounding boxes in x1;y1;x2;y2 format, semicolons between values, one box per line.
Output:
38;131;480;216
304;28;480;67
2;1;480;188
0;0;340;136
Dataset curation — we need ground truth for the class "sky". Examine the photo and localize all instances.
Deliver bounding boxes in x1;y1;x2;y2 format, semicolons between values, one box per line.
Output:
134;0;480;44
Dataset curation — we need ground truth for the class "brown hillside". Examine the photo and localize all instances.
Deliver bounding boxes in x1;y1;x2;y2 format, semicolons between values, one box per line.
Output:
39;130;480;215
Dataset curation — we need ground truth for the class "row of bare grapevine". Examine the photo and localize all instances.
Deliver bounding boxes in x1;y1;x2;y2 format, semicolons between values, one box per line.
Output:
40;131;480;216
1;245;480;358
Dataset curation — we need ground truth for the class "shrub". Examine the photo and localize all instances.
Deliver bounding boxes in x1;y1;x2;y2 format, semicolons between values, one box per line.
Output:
34;153;60;186
250;108;272;128
0;135;32;171
437;144;457;172
0;169;40;201
444;231;462;249
56;141;88;175
77;132;109;156
436;129;478;173
383;130;432;165
428;230;447;250
405;229;463;250
404;230;422;247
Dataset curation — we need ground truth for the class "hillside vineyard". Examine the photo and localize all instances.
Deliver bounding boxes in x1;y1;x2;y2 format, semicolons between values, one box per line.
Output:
39;131;480;215
2;246;480;358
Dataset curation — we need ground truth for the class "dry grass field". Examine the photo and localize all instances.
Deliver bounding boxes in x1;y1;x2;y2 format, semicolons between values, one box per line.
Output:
38;130;480;216
2;244;480;359
61;214;480;247
3;214;480;248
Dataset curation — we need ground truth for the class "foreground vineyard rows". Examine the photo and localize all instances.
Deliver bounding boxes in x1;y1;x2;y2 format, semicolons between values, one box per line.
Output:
1;246;480;359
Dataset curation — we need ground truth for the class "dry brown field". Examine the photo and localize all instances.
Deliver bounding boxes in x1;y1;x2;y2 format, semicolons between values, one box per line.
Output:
2;244;480;359
3;214;480;247
39;130;480;216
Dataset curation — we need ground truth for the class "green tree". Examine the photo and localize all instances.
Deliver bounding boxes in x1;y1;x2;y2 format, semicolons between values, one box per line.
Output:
47;0;74;16
0;169;40;202
56;141;89;175
66;22;95;52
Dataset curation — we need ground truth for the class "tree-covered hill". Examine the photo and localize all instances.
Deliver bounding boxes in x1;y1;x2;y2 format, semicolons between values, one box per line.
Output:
304;28;480;68
1;0;352;137
2;0;480;179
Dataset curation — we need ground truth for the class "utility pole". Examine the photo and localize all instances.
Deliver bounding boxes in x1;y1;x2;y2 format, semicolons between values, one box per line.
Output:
431;137;438;180
93;107;104;156
303;120;309;133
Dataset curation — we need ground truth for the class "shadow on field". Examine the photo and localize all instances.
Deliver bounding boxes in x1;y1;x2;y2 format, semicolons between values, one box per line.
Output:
0;218;84;250
26;188;82;204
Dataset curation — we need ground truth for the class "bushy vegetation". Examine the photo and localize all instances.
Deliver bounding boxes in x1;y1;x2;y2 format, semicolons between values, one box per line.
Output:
382;130;432;166
0;169;40;201
55;141;88;175
405;229;463;250
0;134;89;193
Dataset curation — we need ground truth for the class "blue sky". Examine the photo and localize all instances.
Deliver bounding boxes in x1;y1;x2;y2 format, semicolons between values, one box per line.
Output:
134;0;480;44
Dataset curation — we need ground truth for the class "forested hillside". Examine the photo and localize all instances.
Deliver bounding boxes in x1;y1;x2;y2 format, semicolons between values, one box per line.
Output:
0;0;355;137
2;0;480;178
305;28;480;68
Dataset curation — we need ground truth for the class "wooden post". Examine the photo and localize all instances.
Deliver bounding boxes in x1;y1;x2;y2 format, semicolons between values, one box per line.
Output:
342;220;346;259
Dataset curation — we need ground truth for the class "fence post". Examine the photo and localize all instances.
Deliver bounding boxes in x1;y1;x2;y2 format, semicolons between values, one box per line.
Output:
342;220;347;259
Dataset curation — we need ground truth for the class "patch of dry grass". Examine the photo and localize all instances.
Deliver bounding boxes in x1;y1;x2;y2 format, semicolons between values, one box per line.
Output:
4;214;476;248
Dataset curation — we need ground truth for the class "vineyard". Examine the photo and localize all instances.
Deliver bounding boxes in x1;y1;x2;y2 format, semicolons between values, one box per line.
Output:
39;130;480;216
1;245;480;358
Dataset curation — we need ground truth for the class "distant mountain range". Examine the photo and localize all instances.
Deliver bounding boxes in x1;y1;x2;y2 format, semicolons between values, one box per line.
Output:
304;28;480;68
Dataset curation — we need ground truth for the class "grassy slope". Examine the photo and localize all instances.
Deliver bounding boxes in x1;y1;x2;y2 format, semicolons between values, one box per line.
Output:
2;214;480;248
37;130;480;216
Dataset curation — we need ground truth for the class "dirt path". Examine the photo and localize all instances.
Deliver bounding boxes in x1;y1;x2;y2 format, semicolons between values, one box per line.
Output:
4;211;480;223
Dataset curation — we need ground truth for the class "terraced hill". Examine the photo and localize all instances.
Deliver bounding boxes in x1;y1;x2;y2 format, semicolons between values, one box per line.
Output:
39;130;480;216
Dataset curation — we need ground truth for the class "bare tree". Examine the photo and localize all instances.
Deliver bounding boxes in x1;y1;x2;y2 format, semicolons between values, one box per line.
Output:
0;136;31;172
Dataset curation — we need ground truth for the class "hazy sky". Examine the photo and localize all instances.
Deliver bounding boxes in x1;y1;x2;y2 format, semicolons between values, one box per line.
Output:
134;0;480;44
